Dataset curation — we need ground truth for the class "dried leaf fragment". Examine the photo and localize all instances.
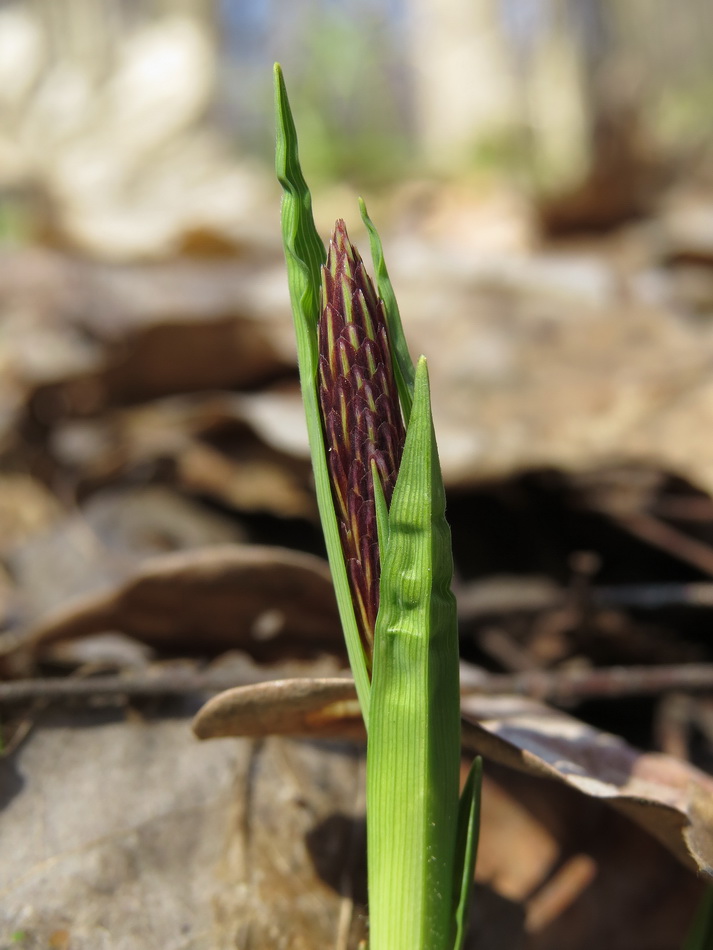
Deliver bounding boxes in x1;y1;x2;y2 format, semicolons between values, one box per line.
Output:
461;693;713;877
192;677;361;740
0;545;342;673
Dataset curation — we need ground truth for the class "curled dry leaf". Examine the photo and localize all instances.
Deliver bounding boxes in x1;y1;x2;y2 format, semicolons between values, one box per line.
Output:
193;677;362;741
29;311;287;419
0;249;294;433
461;693;713;878
193;674;713;877
0;545;341;674
474;764;705;950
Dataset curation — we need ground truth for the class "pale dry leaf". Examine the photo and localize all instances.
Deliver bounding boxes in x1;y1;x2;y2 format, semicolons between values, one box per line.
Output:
461;693;713;877
474;765;704;950
194;675;713;876
0;545;341;674
193;677;362;741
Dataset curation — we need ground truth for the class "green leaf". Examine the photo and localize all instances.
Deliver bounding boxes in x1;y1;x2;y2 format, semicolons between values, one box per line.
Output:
275;66;324;337
359;197;415;424
274;63;370;721
367;356;461;950
684;886;713;950
452;757;483;950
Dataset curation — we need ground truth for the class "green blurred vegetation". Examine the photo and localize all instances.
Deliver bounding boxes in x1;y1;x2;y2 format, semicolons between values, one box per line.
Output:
277;10;412;185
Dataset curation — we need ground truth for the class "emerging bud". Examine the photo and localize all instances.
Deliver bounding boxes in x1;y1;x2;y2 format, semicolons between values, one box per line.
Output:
318;220;406;658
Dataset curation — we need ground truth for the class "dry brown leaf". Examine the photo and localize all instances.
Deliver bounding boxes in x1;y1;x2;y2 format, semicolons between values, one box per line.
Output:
0;545;342;675
30;312;287;417
461;693;713;877
474;765;704;950
7;485;246;625
193;677;362;741
0;250;294;436
175;435;313;519
193;676;713;877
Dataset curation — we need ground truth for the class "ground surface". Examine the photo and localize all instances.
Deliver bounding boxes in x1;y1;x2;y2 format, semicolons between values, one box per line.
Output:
2;172;713;947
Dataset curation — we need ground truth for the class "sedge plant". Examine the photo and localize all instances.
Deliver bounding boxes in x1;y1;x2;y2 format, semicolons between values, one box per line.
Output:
275;63;482;950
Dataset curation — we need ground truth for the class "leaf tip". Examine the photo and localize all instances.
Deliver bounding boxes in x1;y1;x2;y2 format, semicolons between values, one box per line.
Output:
273;62;285;100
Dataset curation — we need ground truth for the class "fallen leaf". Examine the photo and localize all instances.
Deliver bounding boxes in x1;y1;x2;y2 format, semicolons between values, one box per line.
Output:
193;676;713;877
8;486;246;623
29;311;288;417
193;677;362;741
461;693;713;877
0;545;342;675
474;764;704;950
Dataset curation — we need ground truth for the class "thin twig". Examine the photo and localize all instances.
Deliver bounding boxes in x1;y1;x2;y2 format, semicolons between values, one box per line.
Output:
455;577;713;619
603;509;713;577
4;662;713;707
461;663;713;702
0;669;274;704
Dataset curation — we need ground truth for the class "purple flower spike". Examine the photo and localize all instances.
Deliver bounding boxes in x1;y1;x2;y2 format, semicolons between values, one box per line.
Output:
318;220;405;659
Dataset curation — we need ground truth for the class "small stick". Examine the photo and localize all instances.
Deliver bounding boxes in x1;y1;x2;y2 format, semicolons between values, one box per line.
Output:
604;509;713;577
461;663;713;702
525;854;597;933
5;662;713;707
0;669;275;705
456;577;713;619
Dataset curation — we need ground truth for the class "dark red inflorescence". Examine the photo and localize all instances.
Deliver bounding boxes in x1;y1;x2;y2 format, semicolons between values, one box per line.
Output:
318;219;406;658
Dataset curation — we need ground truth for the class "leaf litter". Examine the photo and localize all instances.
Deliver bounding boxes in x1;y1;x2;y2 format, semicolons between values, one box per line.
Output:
2;156;713;946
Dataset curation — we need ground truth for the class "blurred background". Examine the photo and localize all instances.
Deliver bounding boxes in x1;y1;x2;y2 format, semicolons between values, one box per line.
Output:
0;0;711;252
2;2;713;948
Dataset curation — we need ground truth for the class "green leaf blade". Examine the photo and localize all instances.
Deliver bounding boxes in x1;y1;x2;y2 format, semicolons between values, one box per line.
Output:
275;63;325;327
274;64;371;720
359;197;415;424
367;356;461;950
453;757;483;950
